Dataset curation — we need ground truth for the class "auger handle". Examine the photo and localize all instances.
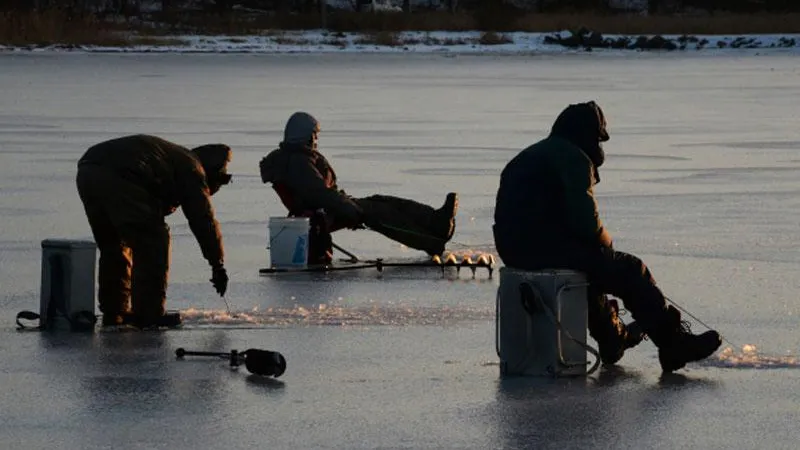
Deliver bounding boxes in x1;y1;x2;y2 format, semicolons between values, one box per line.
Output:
175;348;230;359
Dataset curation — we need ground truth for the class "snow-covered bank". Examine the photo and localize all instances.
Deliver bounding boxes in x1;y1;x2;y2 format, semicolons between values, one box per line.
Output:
2;30;800;54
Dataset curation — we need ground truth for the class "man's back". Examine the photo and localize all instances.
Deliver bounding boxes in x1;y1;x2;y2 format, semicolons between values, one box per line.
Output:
78;134;204;210
260;143;362;226
494;135;605;269
259;143;337;192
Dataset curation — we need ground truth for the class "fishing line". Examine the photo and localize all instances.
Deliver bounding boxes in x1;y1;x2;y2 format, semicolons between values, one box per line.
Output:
665;296;739;349
368;222;494;251
222;296;232;316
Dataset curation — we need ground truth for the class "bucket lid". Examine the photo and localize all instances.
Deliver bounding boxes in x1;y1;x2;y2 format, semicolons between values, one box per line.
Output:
269;217;309;224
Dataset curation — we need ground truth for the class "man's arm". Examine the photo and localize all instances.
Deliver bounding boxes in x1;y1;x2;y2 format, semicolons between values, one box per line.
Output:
556;146;612;249
178;166;225;269
288;158;363;227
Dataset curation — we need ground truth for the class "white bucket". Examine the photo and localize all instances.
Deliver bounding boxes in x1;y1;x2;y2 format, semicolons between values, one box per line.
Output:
496;267;590;377
268;217;310;269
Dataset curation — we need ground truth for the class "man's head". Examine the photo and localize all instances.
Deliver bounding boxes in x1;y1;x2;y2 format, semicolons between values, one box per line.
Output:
282;111;320;151
550;101;609;170
192;144;232;195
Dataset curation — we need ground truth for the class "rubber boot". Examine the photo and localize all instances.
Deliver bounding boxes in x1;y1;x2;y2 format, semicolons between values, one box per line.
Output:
589;297;645;365
651;305;722;373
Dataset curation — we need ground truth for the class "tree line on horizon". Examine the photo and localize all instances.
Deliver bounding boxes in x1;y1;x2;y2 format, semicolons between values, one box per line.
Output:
1;0;799;15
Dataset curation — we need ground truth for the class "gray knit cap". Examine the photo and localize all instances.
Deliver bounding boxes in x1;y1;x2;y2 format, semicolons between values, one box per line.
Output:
283;112;320;146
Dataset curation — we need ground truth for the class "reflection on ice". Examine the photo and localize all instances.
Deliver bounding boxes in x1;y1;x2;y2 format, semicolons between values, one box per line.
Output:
702;345;800;369
180;304;494;327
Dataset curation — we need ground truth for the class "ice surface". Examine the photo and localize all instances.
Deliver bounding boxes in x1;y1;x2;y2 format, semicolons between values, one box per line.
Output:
180;302;494;327
707;345;800;369
2;52;800;449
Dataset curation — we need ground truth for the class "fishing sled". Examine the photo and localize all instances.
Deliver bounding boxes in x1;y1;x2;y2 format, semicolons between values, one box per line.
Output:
259;251;496;278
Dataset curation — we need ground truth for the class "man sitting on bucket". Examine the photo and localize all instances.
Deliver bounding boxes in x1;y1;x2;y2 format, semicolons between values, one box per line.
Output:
259;111;458;263
493;101;722;373
76;134;231;329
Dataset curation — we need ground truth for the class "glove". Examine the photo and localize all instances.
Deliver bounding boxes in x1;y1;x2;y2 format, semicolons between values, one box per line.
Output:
349;213;366;230
348;216;366;230
210;265;228;297
350;208;367;230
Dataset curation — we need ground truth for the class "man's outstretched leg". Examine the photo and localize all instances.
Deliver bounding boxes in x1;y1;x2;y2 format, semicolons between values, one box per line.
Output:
355;193;458;256
580;248;722;373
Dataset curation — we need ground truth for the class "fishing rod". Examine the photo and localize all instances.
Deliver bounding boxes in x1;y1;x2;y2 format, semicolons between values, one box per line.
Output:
332;242;359;262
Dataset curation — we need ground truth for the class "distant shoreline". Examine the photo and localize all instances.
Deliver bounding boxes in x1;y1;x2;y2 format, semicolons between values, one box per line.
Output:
3;9;800;54
2;30;799;54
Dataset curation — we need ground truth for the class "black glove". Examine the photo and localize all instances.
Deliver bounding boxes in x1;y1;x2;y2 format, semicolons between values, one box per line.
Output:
210;265;228;297
349;215;366;230
350;208;367;230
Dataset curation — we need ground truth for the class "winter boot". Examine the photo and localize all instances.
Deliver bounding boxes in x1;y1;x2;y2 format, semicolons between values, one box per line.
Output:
433;192;458;241
307;210;333;265
101;305;133;326
589;297;645;365
653;305;722;373
156;311;183;328
129;312;183;330
101;313;127;327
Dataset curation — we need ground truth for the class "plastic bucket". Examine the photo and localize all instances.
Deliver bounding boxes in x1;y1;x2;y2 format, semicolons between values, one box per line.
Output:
268;217;310;269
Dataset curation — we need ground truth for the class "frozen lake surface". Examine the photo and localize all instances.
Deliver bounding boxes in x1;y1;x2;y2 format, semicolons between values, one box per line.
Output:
2;52;800;449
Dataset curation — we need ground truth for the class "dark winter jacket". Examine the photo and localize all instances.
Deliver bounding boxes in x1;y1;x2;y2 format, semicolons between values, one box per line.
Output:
78;134;226;268
493;102;612;268
259;143;363;227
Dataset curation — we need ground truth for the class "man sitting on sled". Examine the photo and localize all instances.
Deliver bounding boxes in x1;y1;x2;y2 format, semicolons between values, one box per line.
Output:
259;111;458;264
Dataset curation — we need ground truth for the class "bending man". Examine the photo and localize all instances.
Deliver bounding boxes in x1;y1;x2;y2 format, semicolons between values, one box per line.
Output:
493;101;722;373
76;134;231;329
259;112;458;261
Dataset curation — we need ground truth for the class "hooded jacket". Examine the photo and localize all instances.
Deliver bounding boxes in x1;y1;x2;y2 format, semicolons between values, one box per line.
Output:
493;102;612;267
259;112;363;227
78;134;227;268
